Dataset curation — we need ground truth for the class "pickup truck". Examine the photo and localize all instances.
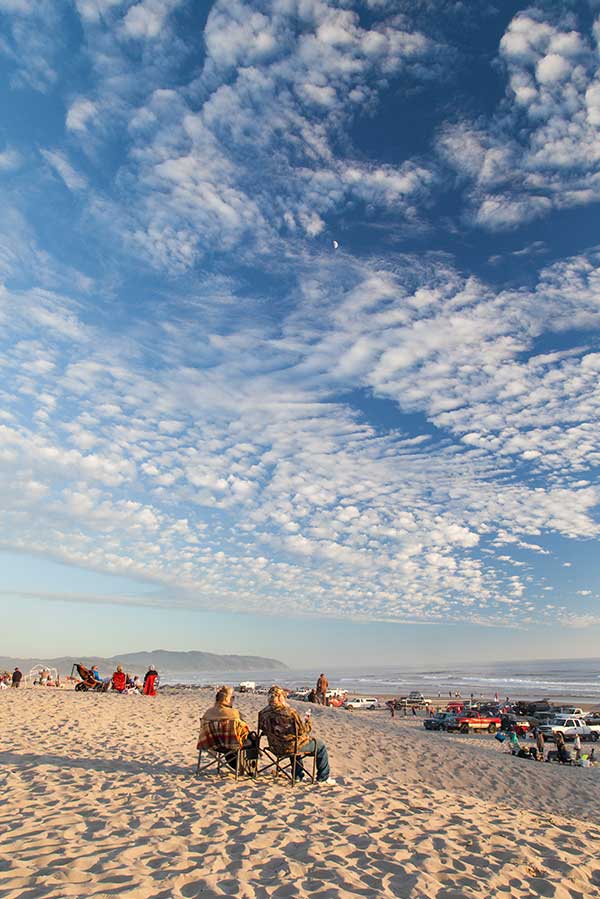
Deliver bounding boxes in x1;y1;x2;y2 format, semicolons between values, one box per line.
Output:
446;711;502;734
538;716;600;742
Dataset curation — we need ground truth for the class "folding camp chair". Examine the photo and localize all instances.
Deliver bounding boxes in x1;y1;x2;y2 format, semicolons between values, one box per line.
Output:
195;719;250;781
257;717;317;786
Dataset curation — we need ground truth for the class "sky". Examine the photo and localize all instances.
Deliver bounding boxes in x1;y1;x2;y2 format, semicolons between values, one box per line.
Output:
1;0;600;668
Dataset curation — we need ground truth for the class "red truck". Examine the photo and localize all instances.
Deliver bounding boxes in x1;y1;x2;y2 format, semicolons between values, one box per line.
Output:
446;710;501;734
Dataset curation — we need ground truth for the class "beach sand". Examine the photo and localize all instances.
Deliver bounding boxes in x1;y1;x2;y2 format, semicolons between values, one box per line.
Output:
1;688;599;899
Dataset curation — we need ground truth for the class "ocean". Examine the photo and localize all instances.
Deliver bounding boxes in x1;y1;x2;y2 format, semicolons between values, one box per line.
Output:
159;656;600;703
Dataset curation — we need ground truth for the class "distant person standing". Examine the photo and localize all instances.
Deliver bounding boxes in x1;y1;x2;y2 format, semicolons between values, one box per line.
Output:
315;673;328;705
555;731;569;764
12;667;22;688
535;728;545;760
574;733;582;761
143;665;159;696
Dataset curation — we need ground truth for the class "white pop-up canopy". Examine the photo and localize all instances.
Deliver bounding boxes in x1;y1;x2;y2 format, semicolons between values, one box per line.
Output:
27;664;59;685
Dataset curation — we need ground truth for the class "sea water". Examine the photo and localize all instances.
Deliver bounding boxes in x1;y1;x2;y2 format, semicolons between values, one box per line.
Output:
159;656;600;703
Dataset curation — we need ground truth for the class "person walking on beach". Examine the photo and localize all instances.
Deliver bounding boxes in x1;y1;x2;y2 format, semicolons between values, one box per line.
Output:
315;673;328;705
11;668;22;688
574;733;582;761
143;665;159;696
259;686;336;785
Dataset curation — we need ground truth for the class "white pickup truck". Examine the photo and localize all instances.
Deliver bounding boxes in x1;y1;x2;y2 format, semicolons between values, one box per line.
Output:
538;716;600;742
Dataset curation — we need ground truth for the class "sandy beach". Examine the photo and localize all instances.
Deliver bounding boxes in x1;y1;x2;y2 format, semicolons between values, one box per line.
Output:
1;687;600;899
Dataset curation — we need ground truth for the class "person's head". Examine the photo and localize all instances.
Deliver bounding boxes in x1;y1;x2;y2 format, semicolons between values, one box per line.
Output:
116;665;123;673
268;685;288;708
215;685;234;706
91;666;98;672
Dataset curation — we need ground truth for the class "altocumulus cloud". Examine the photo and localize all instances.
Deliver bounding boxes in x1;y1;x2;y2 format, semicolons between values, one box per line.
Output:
0;0;599;628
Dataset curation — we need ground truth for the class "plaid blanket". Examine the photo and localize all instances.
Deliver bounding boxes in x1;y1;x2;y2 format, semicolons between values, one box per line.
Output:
197;718;249;752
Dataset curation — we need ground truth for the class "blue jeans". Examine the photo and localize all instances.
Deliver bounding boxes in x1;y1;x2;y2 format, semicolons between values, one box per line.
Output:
295;737;330;782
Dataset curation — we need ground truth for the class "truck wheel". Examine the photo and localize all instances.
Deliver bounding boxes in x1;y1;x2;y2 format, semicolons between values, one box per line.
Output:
592;733;599;742
460;723;469;734
488;724;497;734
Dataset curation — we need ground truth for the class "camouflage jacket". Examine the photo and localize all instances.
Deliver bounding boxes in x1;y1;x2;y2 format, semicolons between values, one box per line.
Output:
258;704;312;755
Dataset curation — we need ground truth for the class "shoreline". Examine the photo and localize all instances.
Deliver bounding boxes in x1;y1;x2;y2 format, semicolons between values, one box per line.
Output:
12;680;600;711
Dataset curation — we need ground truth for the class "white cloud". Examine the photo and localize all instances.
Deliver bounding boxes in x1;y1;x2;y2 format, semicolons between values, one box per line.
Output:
87;0;444;268
66;98;98;133
440;9;600;229
123;0;180;40
40;149;88;192
75;0;124;22
0;147;22;171
2;242;600;625
536;52;571;84
0;0;60;91
2;0;600;629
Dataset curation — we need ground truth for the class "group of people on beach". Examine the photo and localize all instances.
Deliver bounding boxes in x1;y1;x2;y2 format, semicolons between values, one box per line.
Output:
0;667;60;688
0;668;23;688
198;684;337;785
98;664;159;695
503;725;595;766
304;673;330;705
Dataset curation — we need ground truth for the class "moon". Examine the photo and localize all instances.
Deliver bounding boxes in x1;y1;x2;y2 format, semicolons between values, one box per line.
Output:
332;240;339;249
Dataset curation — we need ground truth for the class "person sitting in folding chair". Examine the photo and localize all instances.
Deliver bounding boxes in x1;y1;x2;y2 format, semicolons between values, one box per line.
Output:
258;685;336;786
199;686;251;773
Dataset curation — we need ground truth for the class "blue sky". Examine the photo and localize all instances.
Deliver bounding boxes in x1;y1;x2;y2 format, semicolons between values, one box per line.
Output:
1;0;600;667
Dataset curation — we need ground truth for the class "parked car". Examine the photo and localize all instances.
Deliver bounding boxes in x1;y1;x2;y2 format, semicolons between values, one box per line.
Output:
423;712;455;731
446;700;465;713
538;716;600;742
535;710;559;724
585;711;600;726
514;699;554;717
556;706;585;718
478;705;502;716
446;711;502;734
343;697;379;710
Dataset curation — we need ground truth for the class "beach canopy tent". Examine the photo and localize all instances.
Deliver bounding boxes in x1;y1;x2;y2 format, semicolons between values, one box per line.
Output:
26;665;58;685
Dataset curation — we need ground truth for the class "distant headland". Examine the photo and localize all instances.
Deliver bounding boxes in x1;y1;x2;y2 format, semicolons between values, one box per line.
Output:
0;649;288;675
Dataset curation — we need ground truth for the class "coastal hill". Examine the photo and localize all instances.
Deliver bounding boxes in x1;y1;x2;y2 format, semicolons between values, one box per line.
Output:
0;649;288;675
